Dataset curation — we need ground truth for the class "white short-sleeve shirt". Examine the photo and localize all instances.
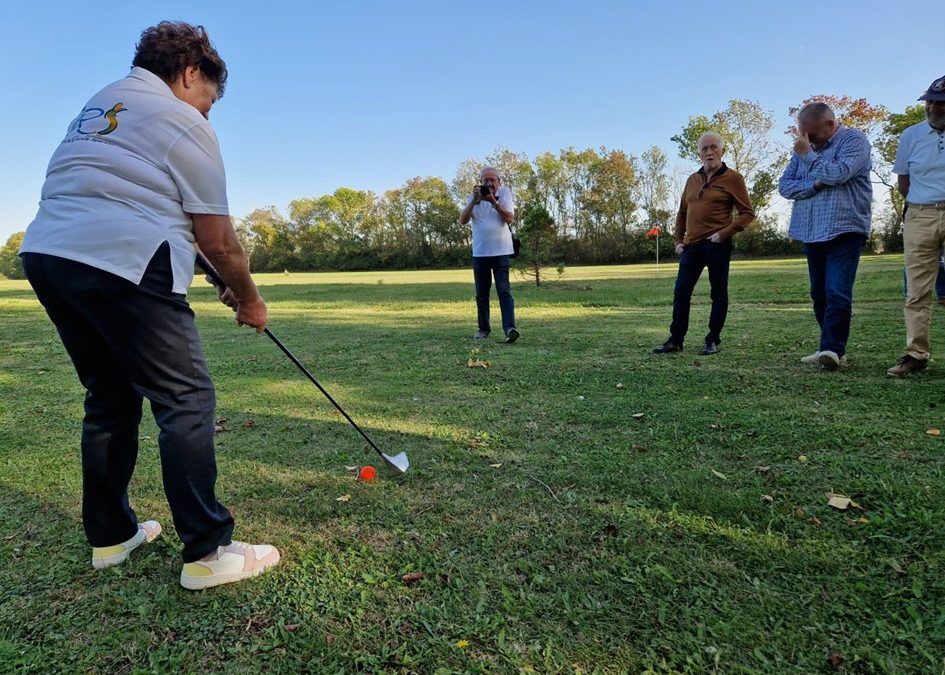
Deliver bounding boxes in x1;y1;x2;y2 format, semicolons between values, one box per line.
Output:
467;186;515;257
20;67;229;293
893;121;945;204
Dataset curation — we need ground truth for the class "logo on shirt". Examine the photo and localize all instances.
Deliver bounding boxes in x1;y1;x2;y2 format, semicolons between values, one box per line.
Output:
68;103;126;136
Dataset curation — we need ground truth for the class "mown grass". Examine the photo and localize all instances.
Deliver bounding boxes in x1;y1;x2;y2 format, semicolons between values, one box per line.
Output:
0;255;943;674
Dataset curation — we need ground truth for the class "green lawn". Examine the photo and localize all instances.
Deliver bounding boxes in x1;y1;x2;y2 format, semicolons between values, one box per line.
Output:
0;255;943;673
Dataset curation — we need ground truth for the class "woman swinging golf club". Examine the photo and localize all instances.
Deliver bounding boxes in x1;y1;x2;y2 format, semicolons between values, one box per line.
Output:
19;21;280;589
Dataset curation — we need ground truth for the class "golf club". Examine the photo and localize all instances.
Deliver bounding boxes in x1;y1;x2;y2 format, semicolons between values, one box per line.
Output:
196;252;409;476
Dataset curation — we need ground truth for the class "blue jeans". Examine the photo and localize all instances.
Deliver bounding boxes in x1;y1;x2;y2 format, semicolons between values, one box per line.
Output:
473;255;515;334
803;233;865;357
669;238;732;347
22;244;234;562
902;248;945;298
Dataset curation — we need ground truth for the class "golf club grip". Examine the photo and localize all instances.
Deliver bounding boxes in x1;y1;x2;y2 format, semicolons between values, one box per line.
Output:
193;251;388;458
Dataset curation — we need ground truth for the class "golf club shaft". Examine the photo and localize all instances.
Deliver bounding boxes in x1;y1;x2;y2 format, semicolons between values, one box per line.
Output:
195;252;389;460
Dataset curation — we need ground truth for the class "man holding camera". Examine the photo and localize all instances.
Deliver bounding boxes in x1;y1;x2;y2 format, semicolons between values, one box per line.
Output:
460;166;519;343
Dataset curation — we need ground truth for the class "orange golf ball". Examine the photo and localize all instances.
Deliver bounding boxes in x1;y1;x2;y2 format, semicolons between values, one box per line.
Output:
358;465;377;481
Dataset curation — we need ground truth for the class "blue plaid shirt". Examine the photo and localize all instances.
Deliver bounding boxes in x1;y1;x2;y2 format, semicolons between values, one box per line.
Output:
778;125;873;243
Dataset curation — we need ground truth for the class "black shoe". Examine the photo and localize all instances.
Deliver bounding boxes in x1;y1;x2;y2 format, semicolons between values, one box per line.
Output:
474;330;490;340
653;341;682;354
700;342;720;356
504;327;520;344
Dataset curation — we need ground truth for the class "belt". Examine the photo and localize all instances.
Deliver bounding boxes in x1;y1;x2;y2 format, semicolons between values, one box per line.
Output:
909;202;945;210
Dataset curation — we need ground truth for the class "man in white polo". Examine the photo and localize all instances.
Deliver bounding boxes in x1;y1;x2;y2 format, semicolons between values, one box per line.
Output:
887;75;945;376
459;166;520;343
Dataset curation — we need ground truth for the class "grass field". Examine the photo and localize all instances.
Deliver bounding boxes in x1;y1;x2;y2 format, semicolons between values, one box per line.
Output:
0;255;943;673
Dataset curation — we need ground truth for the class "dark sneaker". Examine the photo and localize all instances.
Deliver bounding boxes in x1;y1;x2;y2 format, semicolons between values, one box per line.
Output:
652;341;682;354
504;327;520;344
700;342;720;356
474;330;490;340
886;354;928;377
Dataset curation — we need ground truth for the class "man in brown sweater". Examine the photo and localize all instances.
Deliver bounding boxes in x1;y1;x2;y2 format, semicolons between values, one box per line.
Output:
653;132;755;355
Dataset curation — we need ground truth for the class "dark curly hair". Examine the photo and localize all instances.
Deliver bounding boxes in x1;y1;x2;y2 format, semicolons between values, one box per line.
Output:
132;21;228;98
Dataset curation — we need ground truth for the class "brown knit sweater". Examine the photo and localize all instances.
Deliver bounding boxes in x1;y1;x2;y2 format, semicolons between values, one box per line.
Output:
674;163;755;245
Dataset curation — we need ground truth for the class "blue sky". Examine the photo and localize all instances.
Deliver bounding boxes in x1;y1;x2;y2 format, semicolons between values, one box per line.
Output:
1;0;940;242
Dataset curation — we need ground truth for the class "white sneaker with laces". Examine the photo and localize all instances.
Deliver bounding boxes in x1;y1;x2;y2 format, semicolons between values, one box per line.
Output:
800;351;821;364
91;520;162;569
180;541;281;590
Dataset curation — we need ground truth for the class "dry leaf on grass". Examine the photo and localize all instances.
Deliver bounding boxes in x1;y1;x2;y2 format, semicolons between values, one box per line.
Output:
631;412;645;419
926;428;941;436
615;383;624;389
345;466;358;473
761;494;774;503
794;507;806;517
807;516;822;526
489;463;503;468
284;624;300;632
335;494;351;502
754;466;770;474
711;469;727;480
826;492;862;511
401;572;423;584
798;455;808;462
240;419;256;428
467;358;491;369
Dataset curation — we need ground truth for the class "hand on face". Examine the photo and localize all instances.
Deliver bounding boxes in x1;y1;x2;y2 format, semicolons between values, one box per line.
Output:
793;132;812;156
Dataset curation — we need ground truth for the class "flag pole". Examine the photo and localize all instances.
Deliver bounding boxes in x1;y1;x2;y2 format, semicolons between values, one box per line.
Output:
656;229;659;273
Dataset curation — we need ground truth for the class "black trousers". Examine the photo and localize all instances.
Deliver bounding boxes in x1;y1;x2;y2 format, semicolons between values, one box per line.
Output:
22;244;233;562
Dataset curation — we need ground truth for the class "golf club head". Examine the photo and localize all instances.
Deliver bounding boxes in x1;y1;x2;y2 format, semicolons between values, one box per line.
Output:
382;451;410;476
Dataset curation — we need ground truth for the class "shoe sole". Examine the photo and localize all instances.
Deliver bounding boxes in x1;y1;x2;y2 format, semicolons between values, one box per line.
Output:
180;551;281;590
818;354;840;371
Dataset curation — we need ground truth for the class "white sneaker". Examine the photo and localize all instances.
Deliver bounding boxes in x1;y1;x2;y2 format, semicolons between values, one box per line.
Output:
180;541;281;590
818;350;841;371
800;351;821;364
91;520;162;569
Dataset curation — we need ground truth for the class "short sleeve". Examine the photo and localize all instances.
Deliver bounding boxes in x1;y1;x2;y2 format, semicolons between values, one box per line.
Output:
166;122;229;215
893;130;910;176
500;186;515;214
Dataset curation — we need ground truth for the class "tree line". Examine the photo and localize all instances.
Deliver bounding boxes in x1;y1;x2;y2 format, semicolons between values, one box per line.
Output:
0;95;925;279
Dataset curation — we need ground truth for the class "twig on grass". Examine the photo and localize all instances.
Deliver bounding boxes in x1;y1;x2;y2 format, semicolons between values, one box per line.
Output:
526;473;559;502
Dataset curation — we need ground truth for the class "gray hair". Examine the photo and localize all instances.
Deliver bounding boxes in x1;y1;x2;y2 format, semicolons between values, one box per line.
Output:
480;166;500;180
697;132;724;151
797;102;835;123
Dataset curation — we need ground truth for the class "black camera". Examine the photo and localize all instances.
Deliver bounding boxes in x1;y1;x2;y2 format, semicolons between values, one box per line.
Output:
479;184;491;197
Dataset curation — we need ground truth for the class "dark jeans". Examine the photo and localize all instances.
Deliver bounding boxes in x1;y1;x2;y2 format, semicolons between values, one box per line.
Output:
803;232;865;357
669;238;732;347
473;255;516;333
22;244;234;562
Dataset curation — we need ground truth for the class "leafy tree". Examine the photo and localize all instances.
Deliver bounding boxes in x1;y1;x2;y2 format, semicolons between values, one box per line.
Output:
672;99;786;212
0;232;25;279
237;207;295;272
874;104;926;251
382;177;462;266
638;145;674;235
514;204;562;287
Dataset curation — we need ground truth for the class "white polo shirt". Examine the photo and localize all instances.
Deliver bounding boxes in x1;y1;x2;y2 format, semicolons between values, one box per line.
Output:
466;186;515;257
894;121;945;204
20;67;229;294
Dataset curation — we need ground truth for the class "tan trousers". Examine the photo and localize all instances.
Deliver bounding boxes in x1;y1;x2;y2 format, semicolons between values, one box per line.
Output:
903;203;945;360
